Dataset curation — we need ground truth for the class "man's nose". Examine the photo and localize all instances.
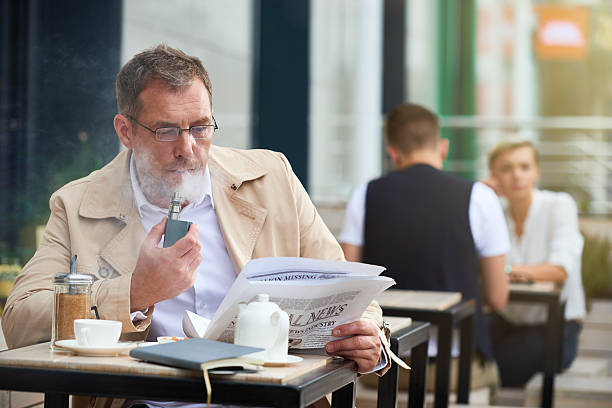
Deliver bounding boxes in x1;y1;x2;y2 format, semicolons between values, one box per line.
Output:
173;129;195;158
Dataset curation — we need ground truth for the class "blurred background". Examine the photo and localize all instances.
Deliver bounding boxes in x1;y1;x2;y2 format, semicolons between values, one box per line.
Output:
1;0;611;312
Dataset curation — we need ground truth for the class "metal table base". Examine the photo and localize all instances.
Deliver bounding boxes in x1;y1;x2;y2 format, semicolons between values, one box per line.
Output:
382;299;476;408
377;321;430;408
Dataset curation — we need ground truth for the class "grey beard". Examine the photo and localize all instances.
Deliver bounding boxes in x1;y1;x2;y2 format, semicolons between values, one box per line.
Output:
133;152;206;208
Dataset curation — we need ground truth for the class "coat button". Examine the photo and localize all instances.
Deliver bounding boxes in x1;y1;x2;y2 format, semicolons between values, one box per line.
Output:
231;184;238;190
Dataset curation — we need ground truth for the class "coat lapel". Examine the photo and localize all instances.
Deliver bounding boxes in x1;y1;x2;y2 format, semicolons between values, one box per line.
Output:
97;204;145;277
209;146;268;273
79;150;145;277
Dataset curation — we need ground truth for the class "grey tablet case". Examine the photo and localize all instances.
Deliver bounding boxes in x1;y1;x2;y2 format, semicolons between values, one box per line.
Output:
129;338;262;371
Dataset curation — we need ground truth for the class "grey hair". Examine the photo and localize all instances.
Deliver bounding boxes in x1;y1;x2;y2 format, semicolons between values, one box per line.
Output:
116;44;212;116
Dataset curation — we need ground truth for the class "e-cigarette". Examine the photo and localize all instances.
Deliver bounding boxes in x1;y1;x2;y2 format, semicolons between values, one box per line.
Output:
163;192;192;248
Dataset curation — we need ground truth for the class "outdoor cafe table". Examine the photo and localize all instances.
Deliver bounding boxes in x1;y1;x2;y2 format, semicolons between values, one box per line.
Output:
0;342;357;407
377;290;475;408
377;317;430;408
509;282;565;408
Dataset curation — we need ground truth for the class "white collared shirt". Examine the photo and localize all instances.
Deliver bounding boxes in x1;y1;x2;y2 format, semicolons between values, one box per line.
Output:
129;156;237;340
501;189;586;324
129;156;239;408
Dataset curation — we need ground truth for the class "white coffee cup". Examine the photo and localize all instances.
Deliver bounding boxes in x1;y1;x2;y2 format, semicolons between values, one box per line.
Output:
74;319;122;347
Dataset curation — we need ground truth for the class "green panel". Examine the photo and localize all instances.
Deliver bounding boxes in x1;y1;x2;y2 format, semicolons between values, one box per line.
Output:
437;0;477;180
437;1;457;116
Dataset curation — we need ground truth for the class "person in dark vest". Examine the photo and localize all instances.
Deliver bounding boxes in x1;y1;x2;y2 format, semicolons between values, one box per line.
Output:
340;103;510;395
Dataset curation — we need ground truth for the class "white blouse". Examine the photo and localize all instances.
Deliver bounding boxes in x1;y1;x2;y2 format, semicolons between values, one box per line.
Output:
501;189;586;324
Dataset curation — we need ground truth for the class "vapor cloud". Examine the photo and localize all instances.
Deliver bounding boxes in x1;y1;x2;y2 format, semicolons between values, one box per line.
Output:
133;148;207;208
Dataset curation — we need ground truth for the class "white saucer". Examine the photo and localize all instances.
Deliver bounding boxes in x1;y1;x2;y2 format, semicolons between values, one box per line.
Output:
54;340;136;356
263;355;303;367
136;341;159;347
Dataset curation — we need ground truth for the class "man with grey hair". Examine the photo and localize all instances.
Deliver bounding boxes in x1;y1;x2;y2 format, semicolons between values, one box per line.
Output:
3;45;390;408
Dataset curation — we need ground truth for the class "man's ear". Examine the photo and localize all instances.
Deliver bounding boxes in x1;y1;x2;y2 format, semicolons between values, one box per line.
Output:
438;138;449;162
386;146;402;169
114;114;132;149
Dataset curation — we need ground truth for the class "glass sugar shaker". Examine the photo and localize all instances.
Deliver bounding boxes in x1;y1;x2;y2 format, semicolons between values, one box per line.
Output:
51;256;93;350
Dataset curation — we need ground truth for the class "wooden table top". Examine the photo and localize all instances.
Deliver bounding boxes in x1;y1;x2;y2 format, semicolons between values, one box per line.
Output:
383;316;413;333
510;282;557;293
0;342;333;384
377;289;462;311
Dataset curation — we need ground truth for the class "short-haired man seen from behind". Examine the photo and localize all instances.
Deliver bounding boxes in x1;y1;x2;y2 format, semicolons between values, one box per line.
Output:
2;45;389;408
340;103;510;393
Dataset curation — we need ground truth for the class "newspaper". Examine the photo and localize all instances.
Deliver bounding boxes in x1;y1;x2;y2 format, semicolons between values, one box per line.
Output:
183;257;395;349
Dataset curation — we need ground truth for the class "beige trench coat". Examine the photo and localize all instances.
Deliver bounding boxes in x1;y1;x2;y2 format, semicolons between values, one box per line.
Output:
3;146;390;407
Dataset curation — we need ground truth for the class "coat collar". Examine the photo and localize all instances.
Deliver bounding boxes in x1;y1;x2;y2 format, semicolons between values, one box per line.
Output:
208;145;269;271
78;149;135;221
78;147;269;220
76;150;142;276
208;145;268;191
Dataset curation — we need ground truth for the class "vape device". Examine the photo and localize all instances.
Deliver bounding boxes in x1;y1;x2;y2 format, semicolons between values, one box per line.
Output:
163;192;192;248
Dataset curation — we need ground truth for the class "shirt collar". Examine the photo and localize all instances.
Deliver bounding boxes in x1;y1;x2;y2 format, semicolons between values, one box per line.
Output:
129;153;214;218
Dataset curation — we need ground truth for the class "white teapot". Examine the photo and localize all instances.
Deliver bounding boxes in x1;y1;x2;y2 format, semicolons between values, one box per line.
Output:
234;293;289;362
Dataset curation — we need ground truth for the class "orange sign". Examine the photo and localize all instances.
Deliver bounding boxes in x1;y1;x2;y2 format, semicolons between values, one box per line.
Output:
534;6;589;60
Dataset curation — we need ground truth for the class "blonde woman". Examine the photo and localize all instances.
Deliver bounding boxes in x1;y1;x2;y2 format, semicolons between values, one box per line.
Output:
483;140;586;386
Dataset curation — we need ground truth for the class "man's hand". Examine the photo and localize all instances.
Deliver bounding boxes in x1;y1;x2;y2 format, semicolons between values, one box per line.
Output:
325;320;382;373
130;217;202;312
479;176;503;196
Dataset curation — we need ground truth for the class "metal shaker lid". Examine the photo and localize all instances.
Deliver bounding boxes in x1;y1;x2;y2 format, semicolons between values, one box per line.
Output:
53;271;93;285
53;254;92;285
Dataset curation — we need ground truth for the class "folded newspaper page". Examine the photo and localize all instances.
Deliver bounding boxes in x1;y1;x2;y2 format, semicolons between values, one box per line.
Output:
187;257;395;349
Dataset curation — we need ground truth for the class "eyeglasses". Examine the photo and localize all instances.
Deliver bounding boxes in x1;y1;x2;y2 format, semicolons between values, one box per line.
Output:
125;114;218;142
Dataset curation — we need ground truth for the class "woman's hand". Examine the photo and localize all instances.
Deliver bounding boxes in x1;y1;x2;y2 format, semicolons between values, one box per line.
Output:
509;269;533;283
479;176;504;197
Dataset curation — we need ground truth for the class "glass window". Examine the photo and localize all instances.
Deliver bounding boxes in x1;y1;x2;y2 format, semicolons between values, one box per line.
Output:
309;0;384;203
408;0;611;215
122;0;253;149
0;2;254;268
